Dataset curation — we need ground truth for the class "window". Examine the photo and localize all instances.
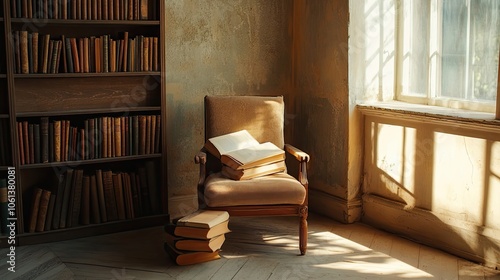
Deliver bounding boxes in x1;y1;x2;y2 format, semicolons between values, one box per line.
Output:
396;0;500;113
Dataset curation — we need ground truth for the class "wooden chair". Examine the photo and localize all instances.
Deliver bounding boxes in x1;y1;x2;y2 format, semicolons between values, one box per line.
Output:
194;95;310;255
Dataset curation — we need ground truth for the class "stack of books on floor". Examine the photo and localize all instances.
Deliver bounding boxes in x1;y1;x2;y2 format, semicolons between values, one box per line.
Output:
204;130;286;180
164;210;230;265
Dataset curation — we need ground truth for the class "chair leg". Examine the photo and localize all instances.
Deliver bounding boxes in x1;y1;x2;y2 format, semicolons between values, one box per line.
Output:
299;206;308;255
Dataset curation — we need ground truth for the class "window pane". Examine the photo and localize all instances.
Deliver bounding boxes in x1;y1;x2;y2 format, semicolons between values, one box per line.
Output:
400;0;430;97
441;0;500;102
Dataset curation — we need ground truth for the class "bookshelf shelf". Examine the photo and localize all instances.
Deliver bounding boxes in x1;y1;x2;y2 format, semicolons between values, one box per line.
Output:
14;72;161;79
10;19;160;26
16;106;161;117
0;1;169;246
19;154;162;170
17;214;169;245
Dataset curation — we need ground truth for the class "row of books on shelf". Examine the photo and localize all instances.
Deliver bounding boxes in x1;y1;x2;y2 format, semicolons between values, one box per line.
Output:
0;120;10;166
13;31;159;74
27;163;160;233
11;0;155;20
164;210;230;265
17;114;161;165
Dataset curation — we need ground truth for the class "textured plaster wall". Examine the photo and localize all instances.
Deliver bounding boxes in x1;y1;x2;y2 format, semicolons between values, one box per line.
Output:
164;0;294;209
294;0;354;220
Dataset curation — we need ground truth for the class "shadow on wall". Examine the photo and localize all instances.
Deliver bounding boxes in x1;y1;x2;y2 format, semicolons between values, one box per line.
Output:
362;114;500;268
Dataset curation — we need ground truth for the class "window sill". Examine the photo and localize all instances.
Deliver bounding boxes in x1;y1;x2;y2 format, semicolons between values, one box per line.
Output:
357;101;500;133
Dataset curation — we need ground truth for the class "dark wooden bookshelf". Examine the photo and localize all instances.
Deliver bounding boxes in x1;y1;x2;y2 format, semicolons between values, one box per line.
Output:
17;106;161;117
13;72;160;78
10;19;160;25
18;214;169;245
0;1;168;246
20;153;161;170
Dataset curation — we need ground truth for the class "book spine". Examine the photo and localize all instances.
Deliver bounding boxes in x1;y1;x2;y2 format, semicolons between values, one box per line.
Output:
34;123;40;163
40;117;49;163
113;173;126;220
17;122;25;165
44;194;56;231
59;169;74;229
95;169;108;222
103;170;118;221
20;31;29;74
80;175;90;225
29;188;43;233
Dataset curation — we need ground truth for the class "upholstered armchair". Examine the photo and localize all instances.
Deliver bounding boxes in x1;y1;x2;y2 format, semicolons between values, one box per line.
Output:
194;95;310;255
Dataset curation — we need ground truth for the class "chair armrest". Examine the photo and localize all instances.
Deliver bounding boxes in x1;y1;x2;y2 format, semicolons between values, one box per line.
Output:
194;150;207;164
194;149;207;208
284;144;309;187
285;144;310;162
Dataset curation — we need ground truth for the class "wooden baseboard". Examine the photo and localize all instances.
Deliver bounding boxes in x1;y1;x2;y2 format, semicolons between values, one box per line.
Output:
362;194;500;269
309;189;362;223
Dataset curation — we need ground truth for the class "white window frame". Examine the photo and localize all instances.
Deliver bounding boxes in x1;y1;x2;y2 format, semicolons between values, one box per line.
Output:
395;0;499;115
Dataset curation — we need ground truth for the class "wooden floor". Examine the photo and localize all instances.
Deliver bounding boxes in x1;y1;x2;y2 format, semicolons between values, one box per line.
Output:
1;213;499;279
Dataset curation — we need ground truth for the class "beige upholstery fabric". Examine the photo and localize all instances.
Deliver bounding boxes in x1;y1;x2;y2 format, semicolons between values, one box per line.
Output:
205;95;285;149
204;172;306;207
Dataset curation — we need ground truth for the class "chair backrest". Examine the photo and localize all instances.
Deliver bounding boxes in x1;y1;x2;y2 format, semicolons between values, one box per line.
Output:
204;95;286;173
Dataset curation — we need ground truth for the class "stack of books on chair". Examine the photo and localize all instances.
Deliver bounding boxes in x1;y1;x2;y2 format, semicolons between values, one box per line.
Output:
164;210;230;265
204;130;286;180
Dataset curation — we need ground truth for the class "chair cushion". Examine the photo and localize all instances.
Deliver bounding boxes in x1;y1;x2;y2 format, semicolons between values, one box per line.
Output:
204;172;306;207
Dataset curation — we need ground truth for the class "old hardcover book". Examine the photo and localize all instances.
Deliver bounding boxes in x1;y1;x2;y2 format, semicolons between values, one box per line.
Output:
164;242;221;266
103;170;118;221
222;160;286;181
122;173;134;219
35;189;52;232
23;121;30;164
112;173;126;220
122;32;129;71
121;116;126;156
28;123;34;164
40;117;49;163
172;220;231;240
70;38;80;73
176;210;229;229
32;32;38;73
80;175;90;225
20;31;29;74
58;171;74;226
65;37;73;73
49;122;54;162
44;194;56;231
204;130;258;159
68;169;84;228
130;172;142;217
221;141;285;170
154;115;161;153
33;123;40;163
139;0;148;20
17;122;25;165
95;169;108;222
228;144;286;172
139;115;146;155
53;120;61;162
29;188;43;233
41;34;50;73
150;114;156;154
114;117;121;157
14;31;21;73
132;115;139;155
51;173;65;230
165;232;225;253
